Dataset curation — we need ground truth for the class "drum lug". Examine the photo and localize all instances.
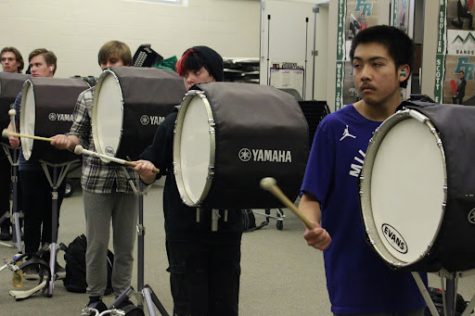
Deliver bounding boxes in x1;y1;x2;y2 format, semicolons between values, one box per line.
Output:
408;109;428;123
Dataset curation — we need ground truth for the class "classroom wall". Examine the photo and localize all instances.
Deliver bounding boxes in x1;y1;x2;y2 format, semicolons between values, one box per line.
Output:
0;0;260;78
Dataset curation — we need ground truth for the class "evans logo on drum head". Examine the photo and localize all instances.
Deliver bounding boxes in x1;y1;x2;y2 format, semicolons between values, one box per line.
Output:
381;223;408;254
105;146;115;156
468;208;475;224
238;148;292;163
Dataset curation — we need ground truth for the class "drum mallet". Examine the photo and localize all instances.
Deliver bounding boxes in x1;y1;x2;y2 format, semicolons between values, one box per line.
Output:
74;145;159;173
8;109;17;133
1;129;53;142
260;177;313;229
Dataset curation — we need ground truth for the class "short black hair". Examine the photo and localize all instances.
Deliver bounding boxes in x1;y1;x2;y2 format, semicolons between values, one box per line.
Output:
349;25;414;88
175;46;223;82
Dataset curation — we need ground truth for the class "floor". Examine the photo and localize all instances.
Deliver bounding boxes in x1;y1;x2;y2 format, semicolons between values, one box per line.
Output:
0;181;474;316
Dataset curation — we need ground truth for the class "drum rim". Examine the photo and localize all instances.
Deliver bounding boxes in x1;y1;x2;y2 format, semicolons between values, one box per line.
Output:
91;69;123;160
360;109;448;269
173;90;215;207
19;79;34;161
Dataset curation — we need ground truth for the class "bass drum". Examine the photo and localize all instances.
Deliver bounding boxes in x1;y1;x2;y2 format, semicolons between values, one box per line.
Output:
173;82;309;209
360;102;475;272
0;72;29;143
92;67;186;160
19;77;89;163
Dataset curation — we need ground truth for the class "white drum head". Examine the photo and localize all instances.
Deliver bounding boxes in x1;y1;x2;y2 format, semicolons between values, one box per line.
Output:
361;110;446;268
174;92;214;206
20;81;35;161
92;70;123;157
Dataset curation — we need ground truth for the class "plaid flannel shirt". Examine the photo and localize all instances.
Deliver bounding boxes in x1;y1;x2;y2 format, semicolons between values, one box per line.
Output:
68;87;138;193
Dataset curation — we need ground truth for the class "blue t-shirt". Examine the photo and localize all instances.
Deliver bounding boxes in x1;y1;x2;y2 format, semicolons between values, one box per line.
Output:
301;104;426;314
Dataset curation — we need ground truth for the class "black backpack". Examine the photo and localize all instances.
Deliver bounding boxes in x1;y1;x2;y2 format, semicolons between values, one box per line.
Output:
62;234;114;294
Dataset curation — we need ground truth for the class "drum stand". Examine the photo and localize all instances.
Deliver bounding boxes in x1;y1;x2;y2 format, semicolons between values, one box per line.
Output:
255;208;285;230
39;159;75;297
115;168;169;316
0;144;22;252
412;270;475;316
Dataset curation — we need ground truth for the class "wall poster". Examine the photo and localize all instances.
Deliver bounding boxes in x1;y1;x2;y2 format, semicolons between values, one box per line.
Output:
444;0;475;105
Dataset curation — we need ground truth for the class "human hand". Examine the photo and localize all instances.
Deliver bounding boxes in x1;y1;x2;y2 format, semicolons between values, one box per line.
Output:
50;134;73;150
304;223;332;251
133;160;159;184
8;135;20;149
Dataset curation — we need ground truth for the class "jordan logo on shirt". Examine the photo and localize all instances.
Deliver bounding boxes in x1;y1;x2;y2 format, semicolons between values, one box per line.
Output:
339;125;356;141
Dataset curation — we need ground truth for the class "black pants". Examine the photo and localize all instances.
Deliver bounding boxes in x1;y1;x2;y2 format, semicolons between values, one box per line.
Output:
20;168;65;255
453;95;464;104
0;155;11;228
166;235;242;316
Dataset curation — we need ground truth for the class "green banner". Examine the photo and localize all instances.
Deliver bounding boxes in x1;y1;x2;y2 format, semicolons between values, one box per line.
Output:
434;0;447;103
335;0;346;110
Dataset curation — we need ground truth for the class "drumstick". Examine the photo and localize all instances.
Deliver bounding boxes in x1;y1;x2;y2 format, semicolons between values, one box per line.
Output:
260;177;313;229
74;145;159;173
2;129;52;142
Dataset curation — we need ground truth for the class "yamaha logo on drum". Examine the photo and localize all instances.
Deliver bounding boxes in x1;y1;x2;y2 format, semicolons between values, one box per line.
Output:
381;223;408;254
49;113;74;122
468;208;475;224
140;115;165;126
238;148;292;163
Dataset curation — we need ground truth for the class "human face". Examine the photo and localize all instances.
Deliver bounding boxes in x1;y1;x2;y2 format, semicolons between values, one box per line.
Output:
352;42;407;109
29;54;54;77
183;67;215;90
1;51;20;73
100;57;124;70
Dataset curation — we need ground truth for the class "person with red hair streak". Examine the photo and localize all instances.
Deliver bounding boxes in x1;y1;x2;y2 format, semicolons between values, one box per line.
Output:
134;46;244;316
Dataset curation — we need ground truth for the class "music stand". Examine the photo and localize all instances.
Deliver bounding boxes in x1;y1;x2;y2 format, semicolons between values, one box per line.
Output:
0;144;22;252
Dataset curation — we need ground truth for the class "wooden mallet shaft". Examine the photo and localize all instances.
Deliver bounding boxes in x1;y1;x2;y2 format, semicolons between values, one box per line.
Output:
260;177;313;229
74;145;159;173
2;129;52;142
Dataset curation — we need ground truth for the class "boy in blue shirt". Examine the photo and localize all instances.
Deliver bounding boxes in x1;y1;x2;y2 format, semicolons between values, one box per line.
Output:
299;25;427;316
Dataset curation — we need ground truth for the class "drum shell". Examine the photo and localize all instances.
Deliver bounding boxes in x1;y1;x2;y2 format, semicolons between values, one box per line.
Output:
20;77;88;163
0;72;29;142
175;82;309;209
93;67;186;160
361;102;475;272
408;104;475;271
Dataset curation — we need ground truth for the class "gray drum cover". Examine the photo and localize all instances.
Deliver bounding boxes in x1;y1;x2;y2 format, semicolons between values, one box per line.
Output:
402;102;475;272
20;77;88;163
189;82;308;209
0;72;29;142
94;67;186;160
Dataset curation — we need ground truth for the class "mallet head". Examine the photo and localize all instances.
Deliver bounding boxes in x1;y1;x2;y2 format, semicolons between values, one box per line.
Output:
260;177;277;191
73;144;84;155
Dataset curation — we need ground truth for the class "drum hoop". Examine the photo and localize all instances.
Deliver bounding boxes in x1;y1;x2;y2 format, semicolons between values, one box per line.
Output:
173;90;216;207
360;109;448;268
92;69;124;159
19;80;34;161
